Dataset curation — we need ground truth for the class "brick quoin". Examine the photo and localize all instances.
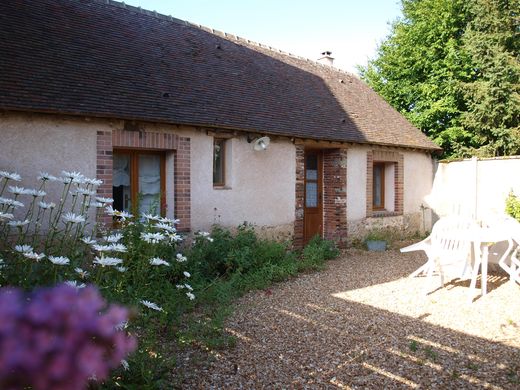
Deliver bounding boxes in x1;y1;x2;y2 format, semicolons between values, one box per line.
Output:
95;128;190;230
323;148;348;248
366;150;404;217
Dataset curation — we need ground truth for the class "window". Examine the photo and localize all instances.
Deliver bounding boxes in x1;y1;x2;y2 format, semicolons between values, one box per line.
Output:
213;138;225;186
113;150;165;215
373;162;385;210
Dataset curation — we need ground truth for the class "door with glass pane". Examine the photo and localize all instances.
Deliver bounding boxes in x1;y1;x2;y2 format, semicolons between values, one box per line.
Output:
113;150;165;216
304;150;323;244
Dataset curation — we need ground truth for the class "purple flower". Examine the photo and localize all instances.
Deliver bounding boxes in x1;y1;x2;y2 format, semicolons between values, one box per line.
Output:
0;284;136;390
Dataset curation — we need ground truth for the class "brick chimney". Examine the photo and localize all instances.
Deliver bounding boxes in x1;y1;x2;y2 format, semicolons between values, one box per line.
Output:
317;51;334;66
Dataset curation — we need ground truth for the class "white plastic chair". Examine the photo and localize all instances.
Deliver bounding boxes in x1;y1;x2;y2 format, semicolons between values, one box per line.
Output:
503;217;520;284
401;216;478;292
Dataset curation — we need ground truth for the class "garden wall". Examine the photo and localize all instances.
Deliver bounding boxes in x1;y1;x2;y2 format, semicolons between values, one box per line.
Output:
429;156;520;220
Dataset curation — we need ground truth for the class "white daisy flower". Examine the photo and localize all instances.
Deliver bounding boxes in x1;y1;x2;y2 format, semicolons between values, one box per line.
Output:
115;266;127;273
141;232;166;244
62;212;85;224
120;360;130;371
108;243;127;253
140;300;163;311
15;244;33;253
94;256;123;266
90;201;104;208
0;171;22;182
105;206;133;220
48;255;70;265
0;197;24;208
61;171;85;183
183;271;191;278
160;217;180;225
92;244;112;252
0;259;6;270
83;177;103;186
38;172;57;181
176;253;187;263
168;233;183;242
0;212;14;220
104;233;123;243
8;186;30;195
149;257;170;266
38;201;56;210
75;267;90;278
155;222;176;233
186;292;195;300
96;197;114;204
141;213;161;221
184;283;193;291
26;189;46;197
8;220;30;227
65;280;86;289
175;284;185;289
23;252;45;261
82;237;97;245
75;188;96;196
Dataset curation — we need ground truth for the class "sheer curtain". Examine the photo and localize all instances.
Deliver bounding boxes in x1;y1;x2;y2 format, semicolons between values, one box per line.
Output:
138;154;161;214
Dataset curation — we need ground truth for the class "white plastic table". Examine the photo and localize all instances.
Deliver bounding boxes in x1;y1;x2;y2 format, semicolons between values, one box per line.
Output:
469;227;514;300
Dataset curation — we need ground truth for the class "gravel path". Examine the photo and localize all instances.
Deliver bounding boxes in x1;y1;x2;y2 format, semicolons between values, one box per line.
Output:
181;249;520;389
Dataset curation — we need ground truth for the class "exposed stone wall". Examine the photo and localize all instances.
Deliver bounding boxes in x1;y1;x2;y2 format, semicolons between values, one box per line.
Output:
293;145;305;249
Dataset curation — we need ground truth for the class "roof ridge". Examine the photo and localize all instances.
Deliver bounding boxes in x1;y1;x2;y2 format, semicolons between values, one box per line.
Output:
94;0;358;79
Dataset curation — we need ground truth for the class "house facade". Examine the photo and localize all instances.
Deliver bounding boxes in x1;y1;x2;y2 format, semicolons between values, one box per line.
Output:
0;0;440;247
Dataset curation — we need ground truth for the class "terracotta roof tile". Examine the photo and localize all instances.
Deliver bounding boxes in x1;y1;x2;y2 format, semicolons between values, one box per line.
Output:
0;0;440;151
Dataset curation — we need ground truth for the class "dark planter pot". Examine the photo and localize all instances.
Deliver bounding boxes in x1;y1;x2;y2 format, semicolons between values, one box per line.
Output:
366;240;387;251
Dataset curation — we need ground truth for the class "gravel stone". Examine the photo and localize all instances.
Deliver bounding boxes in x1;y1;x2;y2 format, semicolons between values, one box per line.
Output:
179;249;520;389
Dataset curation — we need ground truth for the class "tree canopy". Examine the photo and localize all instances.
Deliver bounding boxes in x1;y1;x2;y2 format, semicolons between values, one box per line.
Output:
359;0;519;158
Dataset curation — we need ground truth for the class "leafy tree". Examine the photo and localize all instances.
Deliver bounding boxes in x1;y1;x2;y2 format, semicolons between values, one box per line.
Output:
460;0;520;157
359;0;519;158
359;0;473;157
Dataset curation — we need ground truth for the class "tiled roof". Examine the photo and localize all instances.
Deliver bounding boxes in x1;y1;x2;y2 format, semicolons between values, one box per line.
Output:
0;0;440;151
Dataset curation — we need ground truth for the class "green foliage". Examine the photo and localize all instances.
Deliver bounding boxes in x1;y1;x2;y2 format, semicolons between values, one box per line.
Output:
359;0;472;157
460;0;520;157
506;191;520;222
359;0;520;158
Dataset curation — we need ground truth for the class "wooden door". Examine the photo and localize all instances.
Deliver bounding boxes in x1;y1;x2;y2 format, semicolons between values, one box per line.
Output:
304;150;323;244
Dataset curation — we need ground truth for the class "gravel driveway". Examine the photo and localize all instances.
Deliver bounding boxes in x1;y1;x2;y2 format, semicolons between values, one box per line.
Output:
181;248;520;389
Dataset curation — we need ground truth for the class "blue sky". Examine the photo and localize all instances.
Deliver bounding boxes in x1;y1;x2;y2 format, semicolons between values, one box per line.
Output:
124;1;403;74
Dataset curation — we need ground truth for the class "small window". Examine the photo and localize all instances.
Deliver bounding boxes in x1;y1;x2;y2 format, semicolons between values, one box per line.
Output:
213;139;225;186
373;162;385;210
113;150;165;215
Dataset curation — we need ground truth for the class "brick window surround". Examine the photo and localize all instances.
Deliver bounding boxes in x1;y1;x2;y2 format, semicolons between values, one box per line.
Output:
96;128;191;231
366;150;403;217
294;145;347;249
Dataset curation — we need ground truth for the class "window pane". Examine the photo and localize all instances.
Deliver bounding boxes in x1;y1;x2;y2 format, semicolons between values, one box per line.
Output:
373;164;383;208
306;154;318;180
138;154;161;214
306;182;318;207
213;139;225;185
113;153;132;212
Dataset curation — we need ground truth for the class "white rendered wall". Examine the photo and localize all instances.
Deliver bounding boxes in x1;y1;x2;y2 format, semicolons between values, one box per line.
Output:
0;112;98;221
175;128;296;236
346;147;368;221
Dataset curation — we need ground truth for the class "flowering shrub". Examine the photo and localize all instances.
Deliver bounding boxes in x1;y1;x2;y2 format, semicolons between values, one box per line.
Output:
0;284;136;390
505;191;520;223
0;169;206;386
0;170;197;310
